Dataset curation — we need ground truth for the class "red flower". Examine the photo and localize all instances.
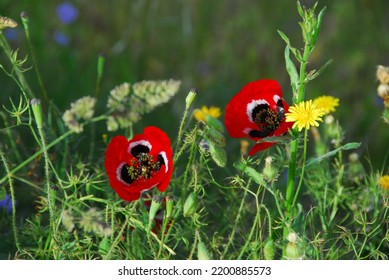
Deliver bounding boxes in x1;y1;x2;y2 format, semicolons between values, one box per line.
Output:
104;126;173;201
225;80;292;156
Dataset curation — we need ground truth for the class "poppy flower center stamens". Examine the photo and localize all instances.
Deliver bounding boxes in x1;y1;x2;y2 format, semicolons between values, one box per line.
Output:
247;99;286;139
254;107;282;131
119;152;166;185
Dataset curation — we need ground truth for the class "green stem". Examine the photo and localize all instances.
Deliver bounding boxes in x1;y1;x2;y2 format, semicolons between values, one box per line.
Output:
188;230;199;260
176;105;190;149
221;181;249;259
0;146;21;251
295;44;311;103
237;186;261;260
283;43;311;258
0;32;35;98
36;123;57;245
0;130;73;186
21;14;48;102
291;128;308;208
0;115;107;186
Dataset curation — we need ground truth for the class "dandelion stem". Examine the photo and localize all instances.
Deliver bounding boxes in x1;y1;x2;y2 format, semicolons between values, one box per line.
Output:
283;41;311;258
292;128;308;207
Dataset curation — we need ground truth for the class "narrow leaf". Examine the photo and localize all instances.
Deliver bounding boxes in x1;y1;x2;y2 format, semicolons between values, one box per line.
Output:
306;59;333;81
284;46;299;93
312;6;327;45
305;142;361;168
297;1;304;19
277;30;291;47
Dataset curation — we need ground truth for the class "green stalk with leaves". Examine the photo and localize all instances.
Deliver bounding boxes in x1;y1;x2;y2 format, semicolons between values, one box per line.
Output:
278;1;328;258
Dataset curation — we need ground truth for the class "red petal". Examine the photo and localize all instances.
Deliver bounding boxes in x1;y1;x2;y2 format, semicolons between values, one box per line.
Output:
248;142;276;156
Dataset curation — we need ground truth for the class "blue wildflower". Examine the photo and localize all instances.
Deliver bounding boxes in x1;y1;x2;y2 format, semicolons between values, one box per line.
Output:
56;2;79;24
53;30;70;45
3;28;19;41
0;193;13;214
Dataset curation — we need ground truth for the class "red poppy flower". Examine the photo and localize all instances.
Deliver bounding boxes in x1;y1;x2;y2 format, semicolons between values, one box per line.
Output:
104;126;173;201
225;80;292;156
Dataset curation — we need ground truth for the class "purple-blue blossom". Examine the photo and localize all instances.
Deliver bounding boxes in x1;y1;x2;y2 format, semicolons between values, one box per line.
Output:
0;193;13;214
56;2;79;24
53;30;70;45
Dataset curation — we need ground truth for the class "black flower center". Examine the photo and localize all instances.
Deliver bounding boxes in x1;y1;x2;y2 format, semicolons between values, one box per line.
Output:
120;151;166;185
248;99;285;138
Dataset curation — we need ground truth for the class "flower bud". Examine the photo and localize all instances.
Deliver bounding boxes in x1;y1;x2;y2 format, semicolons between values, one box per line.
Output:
263;156;278;182
285;232;300;260
203;125;226;147
19;11;29;29
183;192;197;217
234;161;265;186
209;141;227;167
287;232;298;243
197;240;210;260
148;195;163;224
185;89;196;110
285;242;300;260
97;53;106;81
30;98;43;129
165;194;174;218
263;239;275;260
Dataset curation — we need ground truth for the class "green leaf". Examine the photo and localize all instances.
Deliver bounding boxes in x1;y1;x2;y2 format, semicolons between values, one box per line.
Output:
277;30;292;47
312;6;327;46
305;142;361;169
306;59;333;82
284;46;299;94
297;1;305;19
278;30;301;61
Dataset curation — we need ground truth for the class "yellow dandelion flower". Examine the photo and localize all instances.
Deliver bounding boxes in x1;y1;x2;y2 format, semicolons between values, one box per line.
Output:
285;100;325;131
313;95;340;114
193;106;222;122
379;175;389;190
0;16;17;29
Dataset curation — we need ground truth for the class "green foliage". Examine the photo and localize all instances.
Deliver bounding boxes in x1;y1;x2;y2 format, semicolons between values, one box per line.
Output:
0;1;388;260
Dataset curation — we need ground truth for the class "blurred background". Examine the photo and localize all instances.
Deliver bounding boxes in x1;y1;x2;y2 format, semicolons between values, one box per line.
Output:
1;0;388;168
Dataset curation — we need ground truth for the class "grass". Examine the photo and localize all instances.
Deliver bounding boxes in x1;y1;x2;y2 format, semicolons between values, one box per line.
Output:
0;1;388;260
